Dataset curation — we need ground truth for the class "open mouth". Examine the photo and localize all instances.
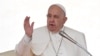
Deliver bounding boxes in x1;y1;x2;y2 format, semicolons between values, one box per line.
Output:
49;24;55;26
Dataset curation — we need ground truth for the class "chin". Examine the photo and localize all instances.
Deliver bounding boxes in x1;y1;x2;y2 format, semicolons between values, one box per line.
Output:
49;28;55;31
47;26;57;32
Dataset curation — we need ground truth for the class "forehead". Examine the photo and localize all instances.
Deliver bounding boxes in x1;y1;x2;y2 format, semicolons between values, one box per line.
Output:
48;5;64;15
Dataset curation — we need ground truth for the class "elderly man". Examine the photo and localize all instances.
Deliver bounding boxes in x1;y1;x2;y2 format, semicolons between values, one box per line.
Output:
16;4;88;56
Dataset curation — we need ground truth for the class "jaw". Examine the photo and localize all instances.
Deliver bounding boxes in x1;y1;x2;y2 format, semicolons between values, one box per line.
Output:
47;25;57;33
47;25;62;33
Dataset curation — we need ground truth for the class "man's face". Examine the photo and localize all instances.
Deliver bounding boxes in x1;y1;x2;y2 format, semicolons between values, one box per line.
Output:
47;5;67;33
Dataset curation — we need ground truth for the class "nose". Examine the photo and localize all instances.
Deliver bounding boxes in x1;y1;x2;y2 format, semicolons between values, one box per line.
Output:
49;17;55;23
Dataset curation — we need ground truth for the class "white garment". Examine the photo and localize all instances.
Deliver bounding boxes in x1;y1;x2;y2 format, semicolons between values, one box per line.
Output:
16;26;88;56
42;32;68;56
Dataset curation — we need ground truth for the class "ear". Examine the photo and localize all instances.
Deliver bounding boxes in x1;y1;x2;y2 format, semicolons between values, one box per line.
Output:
63;17;67;24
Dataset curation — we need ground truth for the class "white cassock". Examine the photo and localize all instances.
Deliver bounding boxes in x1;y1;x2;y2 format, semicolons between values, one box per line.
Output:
16;26;88;56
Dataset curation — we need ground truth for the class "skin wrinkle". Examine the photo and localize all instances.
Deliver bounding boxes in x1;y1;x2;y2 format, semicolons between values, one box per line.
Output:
47;5;67;33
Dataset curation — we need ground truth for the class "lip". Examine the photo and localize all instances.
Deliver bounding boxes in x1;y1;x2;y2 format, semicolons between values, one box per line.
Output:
49;24;55;26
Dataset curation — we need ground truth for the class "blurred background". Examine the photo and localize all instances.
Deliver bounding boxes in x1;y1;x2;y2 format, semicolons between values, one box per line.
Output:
0;0;100;56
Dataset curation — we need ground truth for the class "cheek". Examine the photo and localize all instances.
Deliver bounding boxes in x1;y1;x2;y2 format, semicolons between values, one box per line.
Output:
47;19;49;24
57;20;63;24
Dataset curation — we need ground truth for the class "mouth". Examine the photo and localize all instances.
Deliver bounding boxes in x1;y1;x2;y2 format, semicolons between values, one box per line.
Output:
49;24;55;27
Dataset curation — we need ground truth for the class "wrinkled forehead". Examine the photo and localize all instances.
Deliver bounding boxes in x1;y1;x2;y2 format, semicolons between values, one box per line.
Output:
49;4;66;16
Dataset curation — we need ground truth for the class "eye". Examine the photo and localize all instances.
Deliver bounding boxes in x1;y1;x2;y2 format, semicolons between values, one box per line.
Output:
54;15;59;18
47;14;51;18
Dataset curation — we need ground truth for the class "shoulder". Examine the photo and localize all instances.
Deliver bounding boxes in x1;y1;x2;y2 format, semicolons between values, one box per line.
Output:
31;26;50;44
64;26;85;43
33;26;49;37
64;26;84;35
64;26;87;48
32;26;49;40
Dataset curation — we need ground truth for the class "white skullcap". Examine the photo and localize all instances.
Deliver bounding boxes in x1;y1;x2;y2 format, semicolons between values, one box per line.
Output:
50;4;66;16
